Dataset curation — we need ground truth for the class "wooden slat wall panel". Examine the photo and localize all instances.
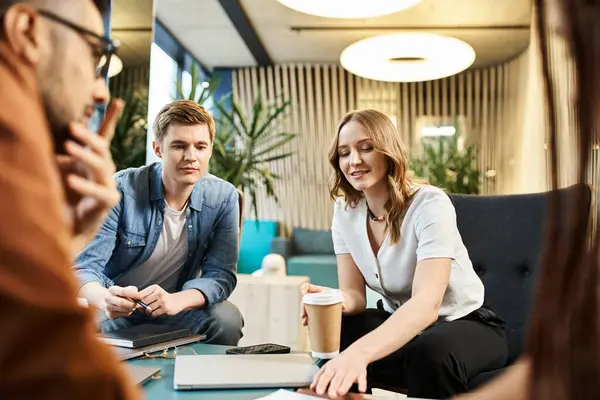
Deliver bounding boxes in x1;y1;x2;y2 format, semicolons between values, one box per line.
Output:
233;64;511;229
356;65;508;196
232;65;359;230
501;10;598;222
231;53;597;230
109;67;150;97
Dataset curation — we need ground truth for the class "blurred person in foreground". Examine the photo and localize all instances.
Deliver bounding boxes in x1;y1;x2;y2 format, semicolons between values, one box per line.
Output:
0;0;137;398
456;0;600;399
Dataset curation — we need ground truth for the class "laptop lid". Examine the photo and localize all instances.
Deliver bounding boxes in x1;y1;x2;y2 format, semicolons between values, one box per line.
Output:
126;365;161;386
173;354;320;390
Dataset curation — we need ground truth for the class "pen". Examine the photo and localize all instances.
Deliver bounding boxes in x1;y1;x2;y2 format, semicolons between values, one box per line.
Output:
133;298;152;312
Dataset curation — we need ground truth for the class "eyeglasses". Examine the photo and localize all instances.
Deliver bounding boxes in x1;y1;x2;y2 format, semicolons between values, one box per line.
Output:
36;9;119;78
141;346;199;360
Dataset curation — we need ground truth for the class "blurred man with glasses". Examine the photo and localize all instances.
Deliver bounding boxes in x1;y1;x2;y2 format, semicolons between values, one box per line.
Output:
0;0;137;399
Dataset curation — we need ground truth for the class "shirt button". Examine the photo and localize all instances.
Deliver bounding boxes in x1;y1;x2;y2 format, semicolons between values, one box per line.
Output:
157;220;162;225
188;225;193;229
127;241;132;245
375;273;379;279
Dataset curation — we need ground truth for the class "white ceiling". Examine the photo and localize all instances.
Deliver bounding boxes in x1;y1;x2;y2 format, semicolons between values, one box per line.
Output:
156;0;532;70
156;0;255;67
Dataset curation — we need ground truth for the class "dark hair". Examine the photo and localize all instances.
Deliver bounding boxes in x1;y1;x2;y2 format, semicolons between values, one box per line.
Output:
0;0;17;14
526;0;600;399
153;100;215;143
0;0;109;16
92;0;109;14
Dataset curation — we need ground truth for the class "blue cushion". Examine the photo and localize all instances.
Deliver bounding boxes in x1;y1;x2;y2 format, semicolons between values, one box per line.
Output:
287;255;338;288
238;220;278;274
292;228;334;255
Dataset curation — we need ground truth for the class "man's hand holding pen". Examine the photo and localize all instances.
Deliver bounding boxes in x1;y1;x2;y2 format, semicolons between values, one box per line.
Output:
102;285;152;319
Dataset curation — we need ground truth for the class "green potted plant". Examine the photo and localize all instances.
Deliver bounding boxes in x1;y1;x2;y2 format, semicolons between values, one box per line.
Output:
409;121;481;194
176;64;297;219
110;88;148;171
175;63;222;107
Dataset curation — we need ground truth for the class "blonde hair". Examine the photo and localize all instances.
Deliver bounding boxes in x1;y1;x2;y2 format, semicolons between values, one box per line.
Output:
328;109;422;244
153;100;215;142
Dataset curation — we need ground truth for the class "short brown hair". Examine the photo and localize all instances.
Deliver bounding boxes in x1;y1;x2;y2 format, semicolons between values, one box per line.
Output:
153;100;215;142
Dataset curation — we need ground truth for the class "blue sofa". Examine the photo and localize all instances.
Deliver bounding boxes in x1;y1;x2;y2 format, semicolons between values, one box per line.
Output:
270;228;338;288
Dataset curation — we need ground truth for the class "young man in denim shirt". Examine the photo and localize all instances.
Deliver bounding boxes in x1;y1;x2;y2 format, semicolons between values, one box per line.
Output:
75;100;243;345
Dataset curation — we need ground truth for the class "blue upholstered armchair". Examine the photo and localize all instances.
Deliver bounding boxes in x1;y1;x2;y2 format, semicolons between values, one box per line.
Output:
449;184;592;389
270;228;339;288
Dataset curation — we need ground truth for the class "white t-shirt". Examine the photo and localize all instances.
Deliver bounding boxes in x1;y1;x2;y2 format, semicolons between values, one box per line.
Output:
116;203;189;293
332;185;484;321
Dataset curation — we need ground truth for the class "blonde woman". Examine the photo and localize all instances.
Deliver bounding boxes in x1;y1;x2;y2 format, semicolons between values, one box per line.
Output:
301;109;508;399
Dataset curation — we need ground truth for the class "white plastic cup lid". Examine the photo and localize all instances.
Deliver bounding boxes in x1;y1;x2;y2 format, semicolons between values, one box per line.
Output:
302;289;345;305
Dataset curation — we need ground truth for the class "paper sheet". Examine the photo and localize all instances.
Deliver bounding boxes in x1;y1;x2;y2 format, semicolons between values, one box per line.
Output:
253;388;410;399
254;390;321;400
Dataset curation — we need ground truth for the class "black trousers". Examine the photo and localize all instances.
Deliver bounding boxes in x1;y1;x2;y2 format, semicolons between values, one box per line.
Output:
340;303;508;399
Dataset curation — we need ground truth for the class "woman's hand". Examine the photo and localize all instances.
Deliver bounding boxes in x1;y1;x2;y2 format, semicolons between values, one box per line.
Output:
310;350;369;398
300;283;345;326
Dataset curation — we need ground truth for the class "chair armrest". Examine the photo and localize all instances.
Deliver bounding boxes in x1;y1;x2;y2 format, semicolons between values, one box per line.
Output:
271;237;292;259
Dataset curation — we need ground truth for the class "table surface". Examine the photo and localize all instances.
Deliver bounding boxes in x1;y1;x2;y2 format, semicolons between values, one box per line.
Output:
127;342;293;400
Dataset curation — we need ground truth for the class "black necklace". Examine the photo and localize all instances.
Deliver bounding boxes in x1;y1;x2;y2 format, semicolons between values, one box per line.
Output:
366;204;385;222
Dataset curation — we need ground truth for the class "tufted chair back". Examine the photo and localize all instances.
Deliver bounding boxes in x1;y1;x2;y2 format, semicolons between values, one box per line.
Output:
449;184;592;363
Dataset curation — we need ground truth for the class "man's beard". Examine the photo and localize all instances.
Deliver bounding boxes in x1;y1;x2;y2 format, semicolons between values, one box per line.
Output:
43;90;90;206
41;88;73;155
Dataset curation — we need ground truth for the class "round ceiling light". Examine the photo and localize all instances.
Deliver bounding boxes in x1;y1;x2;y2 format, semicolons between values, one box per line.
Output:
99;54;124;78
340;33;476;82
108;54;123;78
275;0;422;19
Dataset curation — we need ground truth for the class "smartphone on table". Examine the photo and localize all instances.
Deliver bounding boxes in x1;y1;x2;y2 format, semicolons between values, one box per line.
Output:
225;343;291;355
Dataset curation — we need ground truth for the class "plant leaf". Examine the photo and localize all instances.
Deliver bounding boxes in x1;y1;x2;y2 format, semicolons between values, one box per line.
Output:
254;100;292;141
256;151;295;164
252;136;297;162
189;63;198;103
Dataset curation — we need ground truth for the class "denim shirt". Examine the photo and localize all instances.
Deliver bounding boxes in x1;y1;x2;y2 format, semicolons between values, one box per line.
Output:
74;162;240;306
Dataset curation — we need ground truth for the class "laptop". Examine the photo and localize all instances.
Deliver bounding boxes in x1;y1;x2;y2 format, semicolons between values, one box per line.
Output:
126;365;161;386
110;334;205;361
173;353;320;390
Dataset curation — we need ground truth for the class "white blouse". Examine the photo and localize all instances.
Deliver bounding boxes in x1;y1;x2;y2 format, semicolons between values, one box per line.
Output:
332;185;484;321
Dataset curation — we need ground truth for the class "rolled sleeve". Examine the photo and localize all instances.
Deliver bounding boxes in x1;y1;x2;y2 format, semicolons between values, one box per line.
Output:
414;190;457;262
182;278;225;306
76;268;114;289
183;189;239;306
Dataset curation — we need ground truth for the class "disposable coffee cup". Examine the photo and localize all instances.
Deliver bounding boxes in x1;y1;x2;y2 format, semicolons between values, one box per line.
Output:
303;289;345;359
